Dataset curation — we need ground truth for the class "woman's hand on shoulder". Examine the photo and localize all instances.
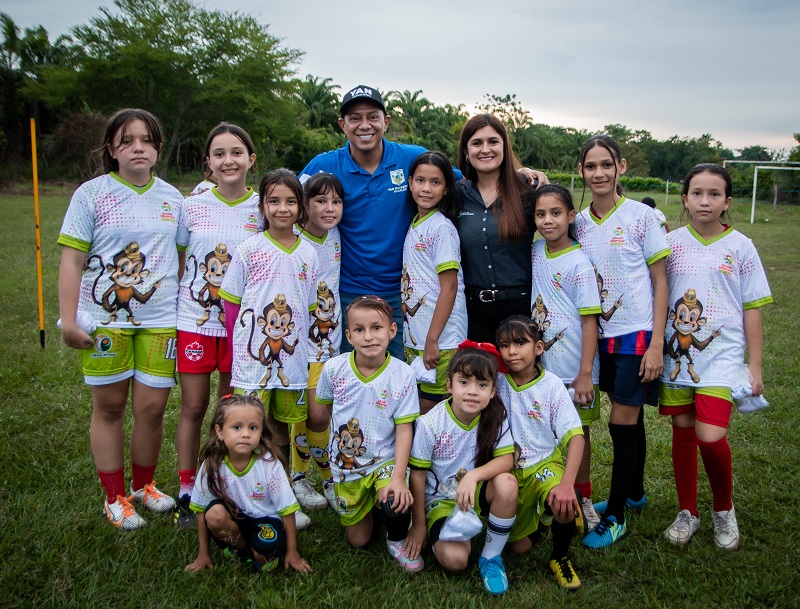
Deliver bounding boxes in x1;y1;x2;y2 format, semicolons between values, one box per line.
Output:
518;168;549;189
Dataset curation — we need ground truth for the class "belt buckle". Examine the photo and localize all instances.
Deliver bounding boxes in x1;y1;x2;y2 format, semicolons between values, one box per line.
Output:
478;289;497;303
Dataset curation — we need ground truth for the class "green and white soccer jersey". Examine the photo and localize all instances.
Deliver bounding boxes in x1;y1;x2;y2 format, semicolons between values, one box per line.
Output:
662;226;772;389
409;398;514;508
219;232;320;391
176;188;262;336
190;453;300;518
531;239;601;384
57;173;182;328
574;197;670;337
316;352;419;483
497;368;583;468
296;225;342;363
401;210;467;350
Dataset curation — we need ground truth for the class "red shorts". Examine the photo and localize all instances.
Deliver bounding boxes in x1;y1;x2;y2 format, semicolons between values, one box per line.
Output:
659;385;733;428
176;331;231;374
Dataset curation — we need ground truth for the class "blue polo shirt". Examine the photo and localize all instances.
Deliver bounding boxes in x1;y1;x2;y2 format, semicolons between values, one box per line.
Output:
300;140;461;294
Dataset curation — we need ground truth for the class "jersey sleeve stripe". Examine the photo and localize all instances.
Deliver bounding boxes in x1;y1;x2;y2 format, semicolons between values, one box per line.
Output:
743;295;774;309
578;306;603;315
435;261;459;273
277;502;300;517
492;445;516;457
218;288;241;304
57;234;91;252
394;414;419;425
408;456;431;469
559;426;584;448
646;248;671;265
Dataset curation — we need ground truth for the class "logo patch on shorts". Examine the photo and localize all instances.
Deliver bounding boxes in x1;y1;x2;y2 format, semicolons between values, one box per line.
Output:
258;523;277;541
91;334;116;358
184;341;204;361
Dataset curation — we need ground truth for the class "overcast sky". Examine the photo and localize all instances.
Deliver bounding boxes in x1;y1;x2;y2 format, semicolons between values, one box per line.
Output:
7;0;799;153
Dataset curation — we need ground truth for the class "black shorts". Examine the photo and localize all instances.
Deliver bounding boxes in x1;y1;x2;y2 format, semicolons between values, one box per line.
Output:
205;499;286;559
599;352;659;407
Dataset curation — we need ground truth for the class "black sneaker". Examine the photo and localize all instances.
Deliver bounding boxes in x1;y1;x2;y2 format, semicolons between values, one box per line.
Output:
172;494;196;529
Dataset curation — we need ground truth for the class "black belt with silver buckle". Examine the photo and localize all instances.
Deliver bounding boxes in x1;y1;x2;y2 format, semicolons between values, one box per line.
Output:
465;285;530;303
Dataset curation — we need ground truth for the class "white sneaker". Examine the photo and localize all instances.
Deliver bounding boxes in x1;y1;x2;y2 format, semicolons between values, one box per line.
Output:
293;478;328;510
295;509;311;531
103;495;147;530
712;504;739;550
323;482;337;511
664;509;700;545
582;496;601;533
131;481;176;513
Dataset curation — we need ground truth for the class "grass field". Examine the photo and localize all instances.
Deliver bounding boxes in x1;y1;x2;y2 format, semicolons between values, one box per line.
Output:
1;186;798;608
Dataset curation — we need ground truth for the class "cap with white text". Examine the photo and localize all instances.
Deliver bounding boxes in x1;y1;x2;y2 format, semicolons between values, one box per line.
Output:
340;85;386;117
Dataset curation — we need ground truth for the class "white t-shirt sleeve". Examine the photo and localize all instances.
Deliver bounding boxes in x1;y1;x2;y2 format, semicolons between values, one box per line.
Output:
219;247;246;304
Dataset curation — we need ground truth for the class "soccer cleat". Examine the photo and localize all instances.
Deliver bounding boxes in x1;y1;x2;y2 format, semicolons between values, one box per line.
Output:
293;478;328;510
478;555;509;595
103;495;147;531
131;481;176;513
323;482;337;511
582;515;627;549
664;509;700;545
549;556;581;591
386;538;424;573
294;509;311;531
593;493;647;516
712;504;739;550
172;494;197;529
581;496;601;533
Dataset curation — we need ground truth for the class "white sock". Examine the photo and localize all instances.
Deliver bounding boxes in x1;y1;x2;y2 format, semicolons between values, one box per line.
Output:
481;513;516;559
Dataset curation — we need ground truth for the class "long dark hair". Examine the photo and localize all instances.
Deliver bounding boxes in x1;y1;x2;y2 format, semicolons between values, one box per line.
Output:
457;114;529;242
407;151;460;222
533;183;578;242
679;163;733;227
448;348;508;468
100;108;163;175
259;168;307;229
578;134;624;209
198;394;287;516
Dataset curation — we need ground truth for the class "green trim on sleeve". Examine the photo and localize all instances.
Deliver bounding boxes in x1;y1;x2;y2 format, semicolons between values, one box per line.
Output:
559;426;585;449
315;396;334;405
57;234;91;252
177;244;188;252
492;445;516;458
277;502;300;517
308;302;318;312
218;289;241;304
646;248;671;265
408;456;431;469
743;295;773;310
435;261;459;273
189;501;206;514
394;414;419;425
578;306;602;315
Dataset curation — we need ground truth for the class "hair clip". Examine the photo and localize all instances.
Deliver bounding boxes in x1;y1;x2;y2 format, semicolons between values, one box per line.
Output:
457;340;508;374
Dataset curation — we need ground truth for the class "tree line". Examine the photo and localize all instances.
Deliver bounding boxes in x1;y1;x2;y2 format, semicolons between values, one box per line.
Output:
2;0;798;199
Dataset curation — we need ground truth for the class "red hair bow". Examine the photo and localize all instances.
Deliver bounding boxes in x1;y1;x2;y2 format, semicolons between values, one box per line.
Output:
457;339;508;374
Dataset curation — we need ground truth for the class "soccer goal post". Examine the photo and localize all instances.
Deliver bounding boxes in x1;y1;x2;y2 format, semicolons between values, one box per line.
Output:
751;166;800;224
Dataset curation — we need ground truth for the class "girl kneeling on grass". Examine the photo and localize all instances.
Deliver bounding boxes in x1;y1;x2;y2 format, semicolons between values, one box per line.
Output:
186;394;311;573
408;345;518;596
659;164;772;550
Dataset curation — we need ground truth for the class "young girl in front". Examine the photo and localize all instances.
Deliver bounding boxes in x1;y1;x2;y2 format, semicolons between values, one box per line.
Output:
219;169;321;530
314;296;421;571
407;345;517;595
173;123;261;527
530;184;602;532
58;108;181;530
290;173;344;512
402;151;467;414
659;164;771;550
185;394;311;573
495;316;586;591
574;135;670;549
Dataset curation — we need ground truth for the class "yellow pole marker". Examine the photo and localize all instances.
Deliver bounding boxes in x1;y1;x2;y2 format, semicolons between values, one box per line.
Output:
30;118;46;348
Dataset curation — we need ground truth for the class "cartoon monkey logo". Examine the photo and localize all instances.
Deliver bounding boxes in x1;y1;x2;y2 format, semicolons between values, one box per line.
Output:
594;265;623;337
438;467;469;499
401;264;426;346
309;281;338;360
240;294;297;388
512;442;527;470
667;288;721;383
333;417;379;482
187;243;230;327
530;294;566;350
88;242;161;325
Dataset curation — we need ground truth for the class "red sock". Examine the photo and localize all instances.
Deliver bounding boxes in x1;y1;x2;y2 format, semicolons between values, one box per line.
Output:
178;469;197;497
574;480;593;501
672;426;698;516
131;463;157;492
698;436;733;512
98;468;126;503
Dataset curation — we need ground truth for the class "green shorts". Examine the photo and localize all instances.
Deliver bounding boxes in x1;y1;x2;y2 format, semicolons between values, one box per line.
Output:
570;383;601;426
508;454;565;542
333;462;395;527
234;388;307;424
405;348;456;396
81;327;176;388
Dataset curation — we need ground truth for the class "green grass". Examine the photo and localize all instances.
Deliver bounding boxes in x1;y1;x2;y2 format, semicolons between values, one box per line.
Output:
1;189;798;608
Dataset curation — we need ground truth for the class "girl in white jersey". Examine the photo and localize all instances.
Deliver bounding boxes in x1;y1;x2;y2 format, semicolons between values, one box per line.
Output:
58;109;181;530
173;123;261;527
403;151;467;414
660;164;772;550
574;135;670;549
408;345;517;595
185;394;311;573
530;184;602;532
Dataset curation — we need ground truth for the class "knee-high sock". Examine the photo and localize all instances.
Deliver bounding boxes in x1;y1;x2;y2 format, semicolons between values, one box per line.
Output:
698;436;733;512
290;421;310;480
672;426;698;515
630;408;647;501
306;427;332;483
551;519;576;560
606;423;637;523
480;513;516;559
